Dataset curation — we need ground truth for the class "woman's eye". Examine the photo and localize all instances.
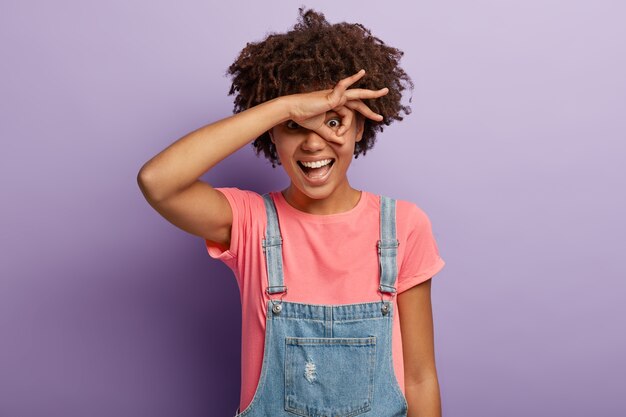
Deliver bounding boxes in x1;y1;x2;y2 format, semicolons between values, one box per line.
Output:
326;118;341;129
286;120;301;129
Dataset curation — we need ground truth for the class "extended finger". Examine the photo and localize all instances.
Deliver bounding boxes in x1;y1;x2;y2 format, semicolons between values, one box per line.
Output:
328;69;368;103
335;69;367;91
344;87;389;101
344;99;384;122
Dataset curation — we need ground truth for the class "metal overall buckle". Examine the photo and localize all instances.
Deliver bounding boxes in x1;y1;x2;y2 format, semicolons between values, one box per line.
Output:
265;286;288;315
377;288;396;316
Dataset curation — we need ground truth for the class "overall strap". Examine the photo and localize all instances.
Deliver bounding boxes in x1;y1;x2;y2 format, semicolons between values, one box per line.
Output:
378;195;399;295
261;193;287;295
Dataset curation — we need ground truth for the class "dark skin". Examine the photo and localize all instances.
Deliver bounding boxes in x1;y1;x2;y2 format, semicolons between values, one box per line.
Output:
270;70;441;416
226;8;415;168
267;69;387;215
138;69;440;417
398;278;442;417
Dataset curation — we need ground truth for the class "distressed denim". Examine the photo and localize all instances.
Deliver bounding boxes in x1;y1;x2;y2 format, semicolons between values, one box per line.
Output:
233;193;407;417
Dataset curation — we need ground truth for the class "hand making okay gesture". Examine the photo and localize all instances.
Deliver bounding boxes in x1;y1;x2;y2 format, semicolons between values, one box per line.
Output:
284;69;389;144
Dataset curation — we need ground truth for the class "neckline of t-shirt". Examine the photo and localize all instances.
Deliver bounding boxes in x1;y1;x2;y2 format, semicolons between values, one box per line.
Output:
271;189;369;223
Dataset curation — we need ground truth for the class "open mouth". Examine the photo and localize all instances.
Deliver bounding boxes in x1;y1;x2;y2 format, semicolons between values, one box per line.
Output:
297;159;335;179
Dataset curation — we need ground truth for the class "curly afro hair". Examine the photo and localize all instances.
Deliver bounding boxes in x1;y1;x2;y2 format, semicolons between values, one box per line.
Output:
226;7;414;168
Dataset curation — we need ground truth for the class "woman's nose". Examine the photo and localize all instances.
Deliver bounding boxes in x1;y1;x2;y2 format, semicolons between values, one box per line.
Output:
301;130;327;151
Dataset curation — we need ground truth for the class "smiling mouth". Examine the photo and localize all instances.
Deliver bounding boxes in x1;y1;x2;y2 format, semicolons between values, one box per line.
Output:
297;159;335;178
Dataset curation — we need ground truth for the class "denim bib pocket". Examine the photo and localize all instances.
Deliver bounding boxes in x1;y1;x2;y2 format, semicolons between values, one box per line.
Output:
284;336;376;417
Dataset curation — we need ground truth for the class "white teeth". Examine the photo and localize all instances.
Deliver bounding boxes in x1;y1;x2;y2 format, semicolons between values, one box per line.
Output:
299;159;332;168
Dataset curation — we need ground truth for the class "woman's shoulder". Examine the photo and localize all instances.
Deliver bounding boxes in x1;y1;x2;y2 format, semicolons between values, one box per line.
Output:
211;186;267;215
373;192;433;228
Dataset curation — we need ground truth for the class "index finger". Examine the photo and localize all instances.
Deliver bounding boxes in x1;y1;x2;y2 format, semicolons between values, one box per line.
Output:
344;99;384;122
332;69;367;95
344;87;389;101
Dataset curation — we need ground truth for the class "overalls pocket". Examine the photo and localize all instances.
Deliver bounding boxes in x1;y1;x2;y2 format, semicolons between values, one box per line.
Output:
284;336;376;417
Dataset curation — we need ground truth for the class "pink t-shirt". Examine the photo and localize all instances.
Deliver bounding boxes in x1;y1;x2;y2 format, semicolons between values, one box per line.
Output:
205;188;445;412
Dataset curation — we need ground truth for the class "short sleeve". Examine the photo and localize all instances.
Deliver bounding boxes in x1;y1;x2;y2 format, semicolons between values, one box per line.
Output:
396;203;446;293
204;187;256;262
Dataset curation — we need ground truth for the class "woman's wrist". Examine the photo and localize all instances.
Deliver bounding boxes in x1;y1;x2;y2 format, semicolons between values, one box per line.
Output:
266;95;296;124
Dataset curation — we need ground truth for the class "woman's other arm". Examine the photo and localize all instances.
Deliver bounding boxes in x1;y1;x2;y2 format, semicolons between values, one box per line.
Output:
398;278;442;417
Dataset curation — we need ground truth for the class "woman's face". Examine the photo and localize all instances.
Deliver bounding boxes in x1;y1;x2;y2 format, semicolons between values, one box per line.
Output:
268;108;365;202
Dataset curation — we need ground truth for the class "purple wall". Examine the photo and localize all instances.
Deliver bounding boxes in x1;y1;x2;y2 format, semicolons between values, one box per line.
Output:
1;1;625;416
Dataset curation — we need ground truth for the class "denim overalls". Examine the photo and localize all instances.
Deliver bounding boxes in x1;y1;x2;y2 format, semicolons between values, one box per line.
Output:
233;192;408;417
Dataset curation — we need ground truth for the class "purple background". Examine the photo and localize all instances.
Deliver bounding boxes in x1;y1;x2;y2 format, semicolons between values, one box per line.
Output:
1;1;625;416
